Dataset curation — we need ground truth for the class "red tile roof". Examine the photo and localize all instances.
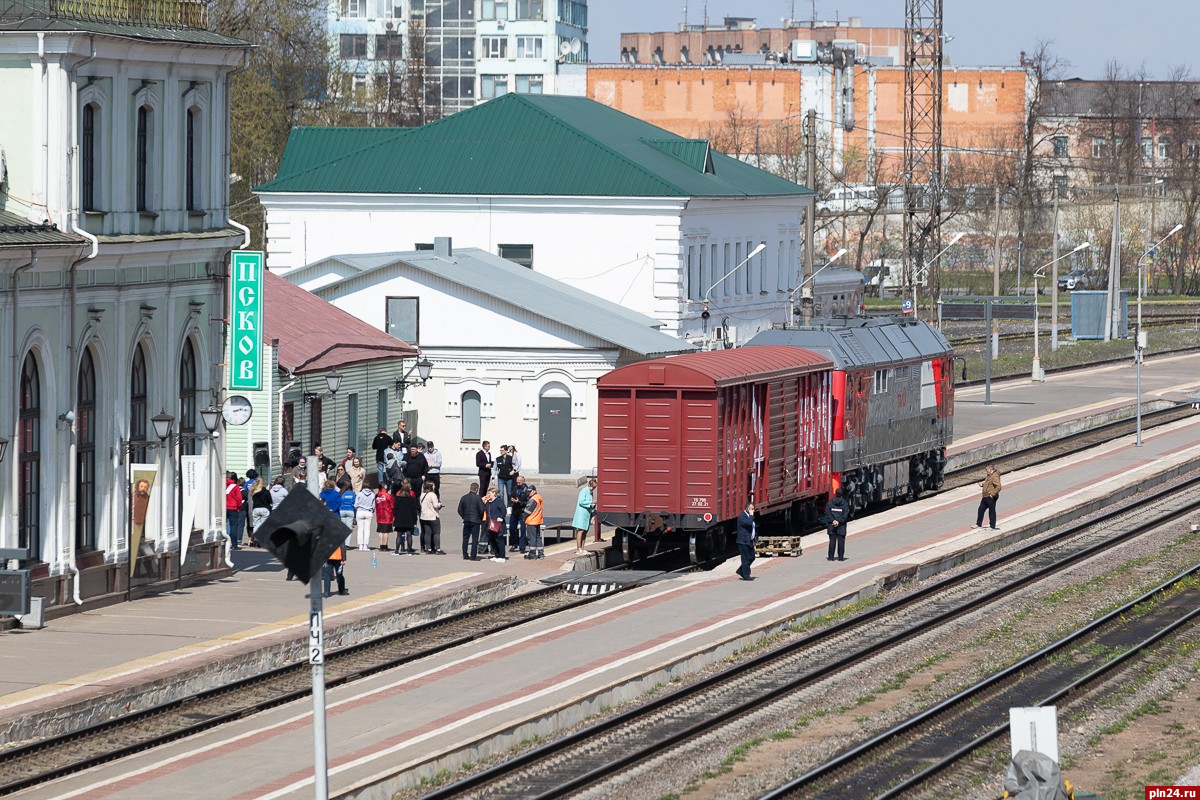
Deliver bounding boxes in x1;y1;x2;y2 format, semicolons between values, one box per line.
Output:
263;268;418;373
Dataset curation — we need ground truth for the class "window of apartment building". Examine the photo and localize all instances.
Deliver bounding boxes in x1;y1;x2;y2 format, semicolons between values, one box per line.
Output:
1140;137;1153;159
1158;136;1171;159
1052;135;1068;157
480;35;507;59
340;33;369;59
1091;137;1107;159
440;75;471;102
136;106;150;212
557;0;586;27
498;243;533;268
515;74;543;94
515;0;543;19
481;0;508;20
386;296;419;343
342;0;366;16
1052;175;1068;196
515;36;543;59
1188;140;1200;159
375;33;404;60
481;74;509;98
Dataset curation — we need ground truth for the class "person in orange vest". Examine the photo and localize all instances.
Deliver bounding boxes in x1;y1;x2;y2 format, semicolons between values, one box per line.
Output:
323;545;348;598
523;484;545;560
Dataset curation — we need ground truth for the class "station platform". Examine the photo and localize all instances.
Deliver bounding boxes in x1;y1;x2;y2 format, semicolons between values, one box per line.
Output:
2;353;1200;800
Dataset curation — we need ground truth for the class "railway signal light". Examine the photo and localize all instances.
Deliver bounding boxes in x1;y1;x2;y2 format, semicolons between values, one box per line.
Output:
254;488;346;585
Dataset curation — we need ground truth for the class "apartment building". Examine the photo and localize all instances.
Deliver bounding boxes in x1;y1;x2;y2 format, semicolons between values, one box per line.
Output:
328;0;587;117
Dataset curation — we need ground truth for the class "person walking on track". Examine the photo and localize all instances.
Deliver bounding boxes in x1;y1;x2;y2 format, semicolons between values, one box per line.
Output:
975;464;1002;530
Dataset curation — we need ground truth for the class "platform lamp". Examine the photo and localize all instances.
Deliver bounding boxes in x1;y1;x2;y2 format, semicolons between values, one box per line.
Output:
786;248;847;324
325;369;342;457
1136;223;1183;447
394;356;433;417
700;242;767;348
913;232;965;325
1031;242;1090;383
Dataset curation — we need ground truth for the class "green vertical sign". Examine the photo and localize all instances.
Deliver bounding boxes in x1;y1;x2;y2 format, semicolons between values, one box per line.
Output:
230;250;264;391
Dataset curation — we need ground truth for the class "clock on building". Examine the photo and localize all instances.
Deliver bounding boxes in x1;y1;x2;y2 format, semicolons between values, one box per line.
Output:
221;395;253;426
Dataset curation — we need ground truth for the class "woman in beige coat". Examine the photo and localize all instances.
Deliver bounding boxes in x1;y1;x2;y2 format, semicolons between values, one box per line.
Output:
419;480;445;554
346;457;366;493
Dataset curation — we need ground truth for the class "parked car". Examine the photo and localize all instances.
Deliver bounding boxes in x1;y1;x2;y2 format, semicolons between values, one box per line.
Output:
1057;269;1092;291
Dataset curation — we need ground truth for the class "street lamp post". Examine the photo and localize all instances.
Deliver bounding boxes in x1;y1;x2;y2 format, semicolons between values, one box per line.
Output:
699;242;767;348
1135;223;1183;446
1031;242;1090;382
786;248;848;324
913;231;965;325
394;356;434;419
150;408;221;590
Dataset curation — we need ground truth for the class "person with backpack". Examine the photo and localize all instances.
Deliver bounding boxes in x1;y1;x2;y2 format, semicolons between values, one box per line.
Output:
323;544;349;598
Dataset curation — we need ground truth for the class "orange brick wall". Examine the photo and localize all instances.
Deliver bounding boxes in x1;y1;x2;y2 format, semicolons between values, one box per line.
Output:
588;65;1031;183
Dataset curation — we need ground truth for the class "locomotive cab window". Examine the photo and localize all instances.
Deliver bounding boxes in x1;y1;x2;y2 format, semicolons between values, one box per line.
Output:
873;368;890;393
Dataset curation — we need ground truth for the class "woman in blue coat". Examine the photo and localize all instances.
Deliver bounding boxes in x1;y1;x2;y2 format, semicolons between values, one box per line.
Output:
572;478;597;555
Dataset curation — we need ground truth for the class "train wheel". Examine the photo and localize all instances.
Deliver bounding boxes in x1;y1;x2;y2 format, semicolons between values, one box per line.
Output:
620;529;635;565
688;532;703;565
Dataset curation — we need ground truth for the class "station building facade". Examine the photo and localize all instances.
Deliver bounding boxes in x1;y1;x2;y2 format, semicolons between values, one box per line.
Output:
0;0;248;612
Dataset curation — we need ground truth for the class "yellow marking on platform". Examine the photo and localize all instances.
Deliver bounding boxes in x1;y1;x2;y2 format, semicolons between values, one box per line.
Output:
0;572;482;716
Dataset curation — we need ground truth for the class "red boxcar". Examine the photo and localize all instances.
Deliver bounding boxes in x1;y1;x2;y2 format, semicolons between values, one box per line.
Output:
597;346;833;560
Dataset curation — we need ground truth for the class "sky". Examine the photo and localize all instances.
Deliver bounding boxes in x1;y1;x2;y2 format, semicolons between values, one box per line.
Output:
588;0;1200;79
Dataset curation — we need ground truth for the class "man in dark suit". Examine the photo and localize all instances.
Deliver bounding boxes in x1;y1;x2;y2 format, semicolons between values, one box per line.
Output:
735;502;757;581
392;420;411;451
476;440;494;496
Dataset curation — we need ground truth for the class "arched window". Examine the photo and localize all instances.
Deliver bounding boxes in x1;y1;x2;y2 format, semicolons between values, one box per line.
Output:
130;344;148;462
185;108;198;212
136;106;150;212
76;349;97;550
18;355;41;556
461;390;481;441
82;103;97;212
180;339;197;455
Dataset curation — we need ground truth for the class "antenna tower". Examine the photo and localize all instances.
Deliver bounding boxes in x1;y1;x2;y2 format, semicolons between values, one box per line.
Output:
903;0;943;315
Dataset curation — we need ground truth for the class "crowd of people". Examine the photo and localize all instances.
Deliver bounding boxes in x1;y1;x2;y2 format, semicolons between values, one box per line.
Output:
222;422;602;597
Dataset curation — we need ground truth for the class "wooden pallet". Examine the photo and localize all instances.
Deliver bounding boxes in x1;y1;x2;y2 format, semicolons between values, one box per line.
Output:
755;536;803;557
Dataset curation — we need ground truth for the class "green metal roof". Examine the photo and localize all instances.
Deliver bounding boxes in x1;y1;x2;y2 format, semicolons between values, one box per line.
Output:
257;94;812;199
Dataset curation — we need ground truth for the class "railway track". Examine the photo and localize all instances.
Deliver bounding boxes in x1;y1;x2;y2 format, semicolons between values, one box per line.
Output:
0;571;661;796
762;566;1200;800
414;475;1200;800
945;312;1199;348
